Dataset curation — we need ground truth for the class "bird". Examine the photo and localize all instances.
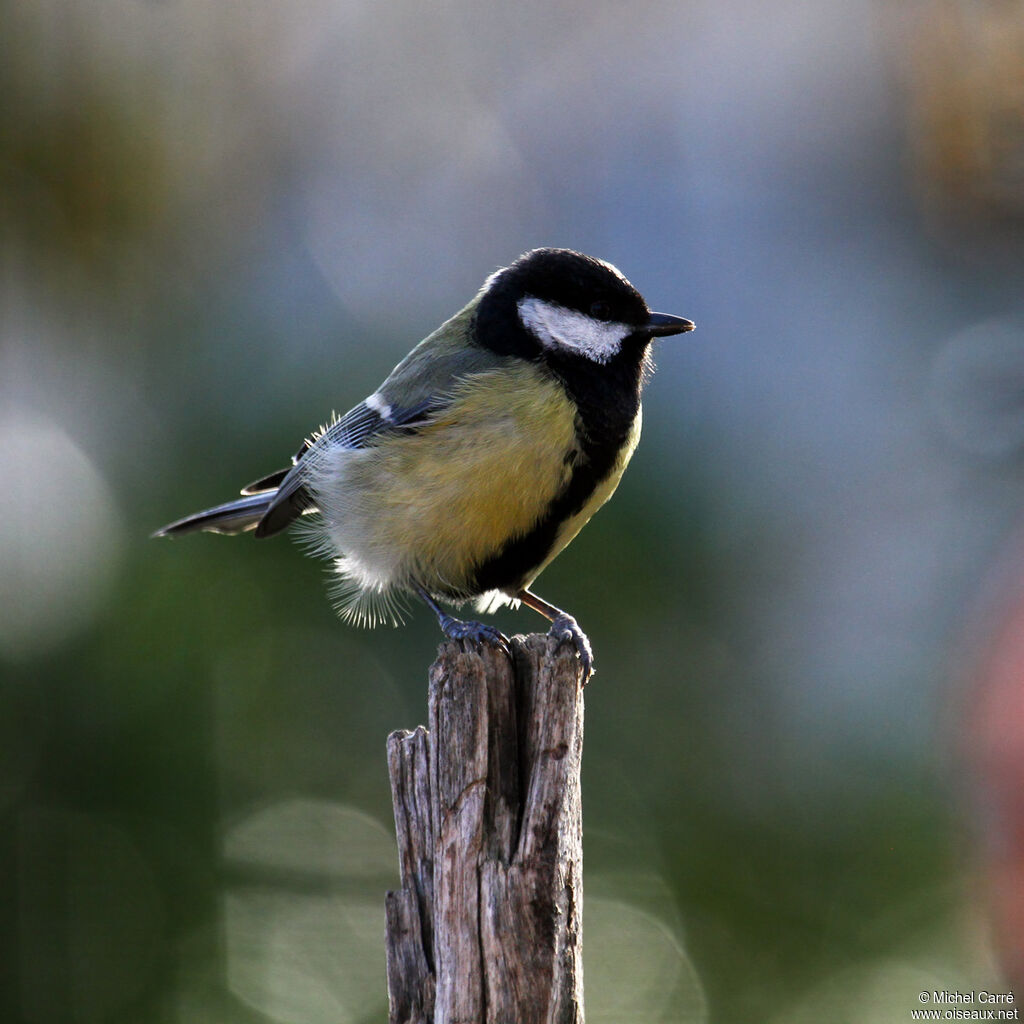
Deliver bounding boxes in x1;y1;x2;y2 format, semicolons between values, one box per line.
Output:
154;248;694;676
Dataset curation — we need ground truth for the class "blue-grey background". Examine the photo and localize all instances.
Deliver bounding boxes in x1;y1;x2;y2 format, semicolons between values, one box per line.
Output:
3;1;1024;1020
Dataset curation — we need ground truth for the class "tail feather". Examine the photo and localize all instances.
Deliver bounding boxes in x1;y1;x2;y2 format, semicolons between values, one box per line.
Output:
240;468;290;495
152;492;276;538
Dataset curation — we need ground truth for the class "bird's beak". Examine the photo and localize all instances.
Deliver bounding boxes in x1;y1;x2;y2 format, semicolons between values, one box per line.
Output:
645;312;695;337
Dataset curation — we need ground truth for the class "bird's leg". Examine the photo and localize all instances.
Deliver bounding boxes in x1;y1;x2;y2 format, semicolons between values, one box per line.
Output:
517;589;594;680
413;582;511;657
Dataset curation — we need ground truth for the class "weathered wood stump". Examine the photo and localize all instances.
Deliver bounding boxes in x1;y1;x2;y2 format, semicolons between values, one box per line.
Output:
385;633;586;1024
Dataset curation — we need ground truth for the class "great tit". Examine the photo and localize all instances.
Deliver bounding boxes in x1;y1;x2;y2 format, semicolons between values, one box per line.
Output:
155;248;694;675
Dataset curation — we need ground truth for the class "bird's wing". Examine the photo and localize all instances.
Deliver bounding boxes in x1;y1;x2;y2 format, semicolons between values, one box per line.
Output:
239;400;433;497
254;302;508;537
250;397;441;538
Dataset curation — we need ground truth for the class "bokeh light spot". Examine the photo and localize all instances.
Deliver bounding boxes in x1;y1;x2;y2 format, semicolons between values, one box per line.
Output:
585;897;708;1023
0;413;122;661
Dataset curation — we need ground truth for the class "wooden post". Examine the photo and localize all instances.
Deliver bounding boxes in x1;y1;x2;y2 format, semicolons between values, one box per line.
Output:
385;633;586;1024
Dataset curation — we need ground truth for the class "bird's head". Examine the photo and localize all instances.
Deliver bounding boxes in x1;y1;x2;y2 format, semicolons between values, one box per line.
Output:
473;248;694;366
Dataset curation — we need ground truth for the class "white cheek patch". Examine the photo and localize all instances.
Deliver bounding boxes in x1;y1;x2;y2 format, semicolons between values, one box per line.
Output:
517;297;632;364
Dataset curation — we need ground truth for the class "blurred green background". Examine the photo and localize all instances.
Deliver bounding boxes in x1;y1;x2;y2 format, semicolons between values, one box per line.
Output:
3;0;1024;1021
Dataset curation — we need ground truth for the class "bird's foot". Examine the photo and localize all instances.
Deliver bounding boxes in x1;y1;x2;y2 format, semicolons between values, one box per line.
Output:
438;613;511;658
548;613;594;681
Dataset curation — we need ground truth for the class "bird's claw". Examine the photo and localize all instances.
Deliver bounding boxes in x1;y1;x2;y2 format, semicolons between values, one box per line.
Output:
548;613;594;680
439;614;512;658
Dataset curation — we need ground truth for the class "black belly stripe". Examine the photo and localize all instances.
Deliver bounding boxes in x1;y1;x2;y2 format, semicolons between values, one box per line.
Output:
467;443;603;594
467;354;643;595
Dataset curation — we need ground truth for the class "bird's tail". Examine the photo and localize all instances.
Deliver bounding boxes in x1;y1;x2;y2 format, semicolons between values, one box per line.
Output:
152;491;277;538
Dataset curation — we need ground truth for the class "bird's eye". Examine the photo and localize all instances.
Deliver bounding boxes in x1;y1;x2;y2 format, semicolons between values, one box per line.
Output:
589;300;612;321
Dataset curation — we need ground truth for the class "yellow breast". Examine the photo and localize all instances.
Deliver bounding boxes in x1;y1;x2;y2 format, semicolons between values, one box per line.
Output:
317;361;580;601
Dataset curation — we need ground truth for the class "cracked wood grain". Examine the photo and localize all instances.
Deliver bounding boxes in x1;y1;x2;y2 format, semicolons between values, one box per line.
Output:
385;633;586;1024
